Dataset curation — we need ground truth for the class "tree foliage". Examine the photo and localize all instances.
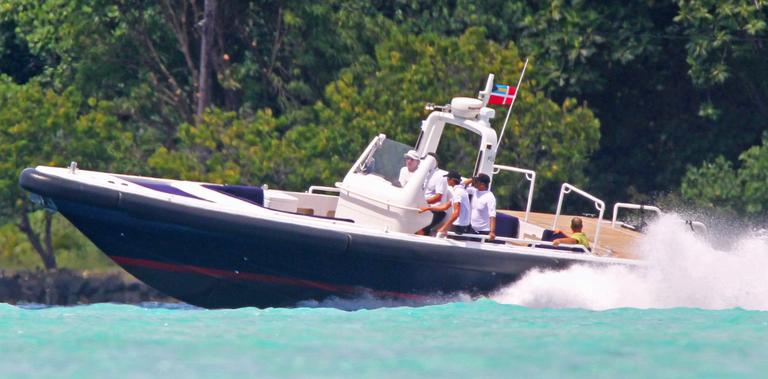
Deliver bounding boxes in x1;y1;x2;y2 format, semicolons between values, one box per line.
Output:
151;28;600;211
0;78;133;268
682;134;768;217
147;107;288;186
281;28;600;208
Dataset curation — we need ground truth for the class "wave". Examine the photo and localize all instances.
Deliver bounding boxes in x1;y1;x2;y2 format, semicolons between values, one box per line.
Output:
492;214;768;311
296;292;472;311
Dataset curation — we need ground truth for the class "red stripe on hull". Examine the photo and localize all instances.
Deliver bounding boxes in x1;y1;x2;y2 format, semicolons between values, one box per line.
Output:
111;256;427;301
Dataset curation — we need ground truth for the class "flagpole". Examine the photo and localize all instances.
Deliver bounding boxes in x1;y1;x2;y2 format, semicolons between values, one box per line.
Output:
496;58;528;150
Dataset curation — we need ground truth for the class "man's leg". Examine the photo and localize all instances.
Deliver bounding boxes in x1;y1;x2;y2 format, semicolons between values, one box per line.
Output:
419;211;446;236
448;224;474;241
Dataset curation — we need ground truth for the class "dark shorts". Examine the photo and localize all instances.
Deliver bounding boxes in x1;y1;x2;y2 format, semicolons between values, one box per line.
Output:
472;229;503;244
448;224;473;240
450;224;472;234
421;211;446;235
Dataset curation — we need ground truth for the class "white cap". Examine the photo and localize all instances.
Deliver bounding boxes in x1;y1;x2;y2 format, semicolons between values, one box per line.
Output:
404;150;420;160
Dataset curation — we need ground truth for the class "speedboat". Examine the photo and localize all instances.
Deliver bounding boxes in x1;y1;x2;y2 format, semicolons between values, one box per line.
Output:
19;74;648;308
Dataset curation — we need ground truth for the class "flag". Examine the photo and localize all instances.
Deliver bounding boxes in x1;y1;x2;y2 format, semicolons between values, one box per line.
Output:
488;83;516;105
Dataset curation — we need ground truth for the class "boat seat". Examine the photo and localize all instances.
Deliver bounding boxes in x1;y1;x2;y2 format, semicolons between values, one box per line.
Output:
537;229;589;253
495;213;519;239
204;184;264;206
532;244;588;253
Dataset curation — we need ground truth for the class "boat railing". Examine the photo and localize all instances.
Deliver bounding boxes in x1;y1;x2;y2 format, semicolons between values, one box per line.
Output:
683;220;708;234
334;182;419;212
444;232;594;254
492;164;536;222
553;183;606;251
611;202;661;228
307;185;341;195
611;202;708;234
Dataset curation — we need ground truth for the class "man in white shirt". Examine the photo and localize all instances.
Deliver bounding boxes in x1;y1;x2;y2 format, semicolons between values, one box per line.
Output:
398;150;420;187
465;173;497;241
417;153;449;235
418;170;471;238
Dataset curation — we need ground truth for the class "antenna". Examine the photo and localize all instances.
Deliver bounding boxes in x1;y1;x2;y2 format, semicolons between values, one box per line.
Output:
496;58;528;150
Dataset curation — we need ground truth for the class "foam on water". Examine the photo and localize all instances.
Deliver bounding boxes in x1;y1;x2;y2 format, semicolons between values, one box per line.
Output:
493;214;768;311
297;292;472;311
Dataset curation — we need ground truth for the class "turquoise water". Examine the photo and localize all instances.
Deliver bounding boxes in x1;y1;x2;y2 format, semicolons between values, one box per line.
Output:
2;301;767;379
3;216;768;378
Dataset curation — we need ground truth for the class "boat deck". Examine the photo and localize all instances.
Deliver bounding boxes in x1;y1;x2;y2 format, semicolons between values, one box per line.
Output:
502;210;644;259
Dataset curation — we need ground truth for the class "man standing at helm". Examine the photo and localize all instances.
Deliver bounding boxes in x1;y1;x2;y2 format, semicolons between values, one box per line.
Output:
398;150;420;187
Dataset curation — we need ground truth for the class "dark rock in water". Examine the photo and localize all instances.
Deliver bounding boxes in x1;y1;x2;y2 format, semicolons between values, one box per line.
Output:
0;269;177;305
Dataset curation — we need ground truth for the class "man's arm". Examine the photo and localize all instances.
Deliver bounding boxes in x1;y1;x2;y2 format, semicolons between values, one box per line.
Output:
552;237;578;246
425;193;442;205
489;216;496;241
488;194;497;240
437;203;461;234
419;200;451;213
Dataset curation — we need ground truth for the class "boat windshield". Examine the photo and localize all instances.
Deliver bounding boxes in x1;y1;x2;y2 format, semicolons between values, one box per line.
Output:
355;138;413;185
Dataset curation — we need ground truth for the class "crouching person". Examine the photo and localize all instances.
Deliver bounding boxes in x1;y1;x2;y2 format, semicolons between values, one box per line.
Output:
418;170;471;239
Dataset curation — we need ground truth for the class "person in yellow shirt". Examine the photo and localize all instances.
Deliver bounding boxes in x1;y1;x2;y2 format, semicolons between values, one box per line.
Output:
552;217;590;248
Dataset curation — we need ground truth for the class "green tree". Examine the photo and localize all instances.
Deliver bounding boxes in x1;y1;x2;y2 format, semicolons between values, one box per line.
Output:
681;134;768;217
0;20;42;83
0;78;133;269
674;0;767;89
367;1;767;207
680;156;742;214
150;28;600;211
147;107;288;186
3;1;383;138
282;28;600;208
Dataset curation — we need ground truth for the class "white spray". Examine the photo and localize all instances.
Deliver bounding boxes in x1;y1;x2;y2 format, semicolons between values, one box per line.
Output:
492;214;768;311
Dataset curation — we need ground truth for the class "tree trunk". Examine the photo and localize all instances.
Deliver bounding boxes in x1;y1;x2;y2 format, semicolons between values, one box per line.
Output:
17;200;57;270
196;0;217;120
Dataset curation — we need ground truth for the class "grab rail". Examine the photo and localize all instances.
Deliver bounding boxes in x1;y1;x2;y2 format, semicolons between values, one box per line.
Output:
492;164;536;222
307;186;341;195
553;183;605;251
611;202;707;234
683;220;708;234
443;232;592;254
334;182;419;212
611;203;662;227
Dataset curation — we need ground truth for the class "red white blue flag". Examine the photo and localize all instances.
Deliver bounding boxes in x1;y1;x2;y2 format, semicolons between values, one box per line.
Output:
488;84;516;105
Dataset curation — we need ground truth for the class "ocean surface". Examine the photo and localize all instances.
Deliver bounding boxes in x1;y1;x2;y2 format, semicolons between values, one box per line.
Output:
2;216;768;378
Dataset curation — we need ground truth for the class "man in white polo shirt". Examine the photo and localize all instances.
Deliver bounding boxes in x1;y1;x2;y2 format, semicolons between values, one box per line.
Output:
465;173;497;241
419;170;471;239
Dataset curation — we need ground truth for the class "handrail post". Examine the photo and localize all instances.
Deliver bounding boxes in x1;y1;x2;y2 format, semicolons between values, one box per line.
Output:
524;172;535;222
593;201;605;251
552;184;569;229
552;183;605;252
492;164;536;222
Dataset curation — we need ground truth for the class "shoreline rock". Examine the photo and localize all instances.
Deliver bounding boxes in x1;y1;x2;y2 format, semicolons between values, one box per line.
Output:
0;269;177;305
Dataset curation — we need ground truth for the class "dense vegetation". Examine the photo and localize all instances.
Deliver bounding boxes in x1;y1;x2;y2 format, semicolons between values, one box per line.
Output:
0;0;766;269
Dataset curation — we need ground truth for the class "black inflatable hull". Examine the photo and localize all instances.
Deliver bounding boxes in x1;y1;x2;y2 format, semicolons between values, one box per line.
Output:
20;168;577;309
